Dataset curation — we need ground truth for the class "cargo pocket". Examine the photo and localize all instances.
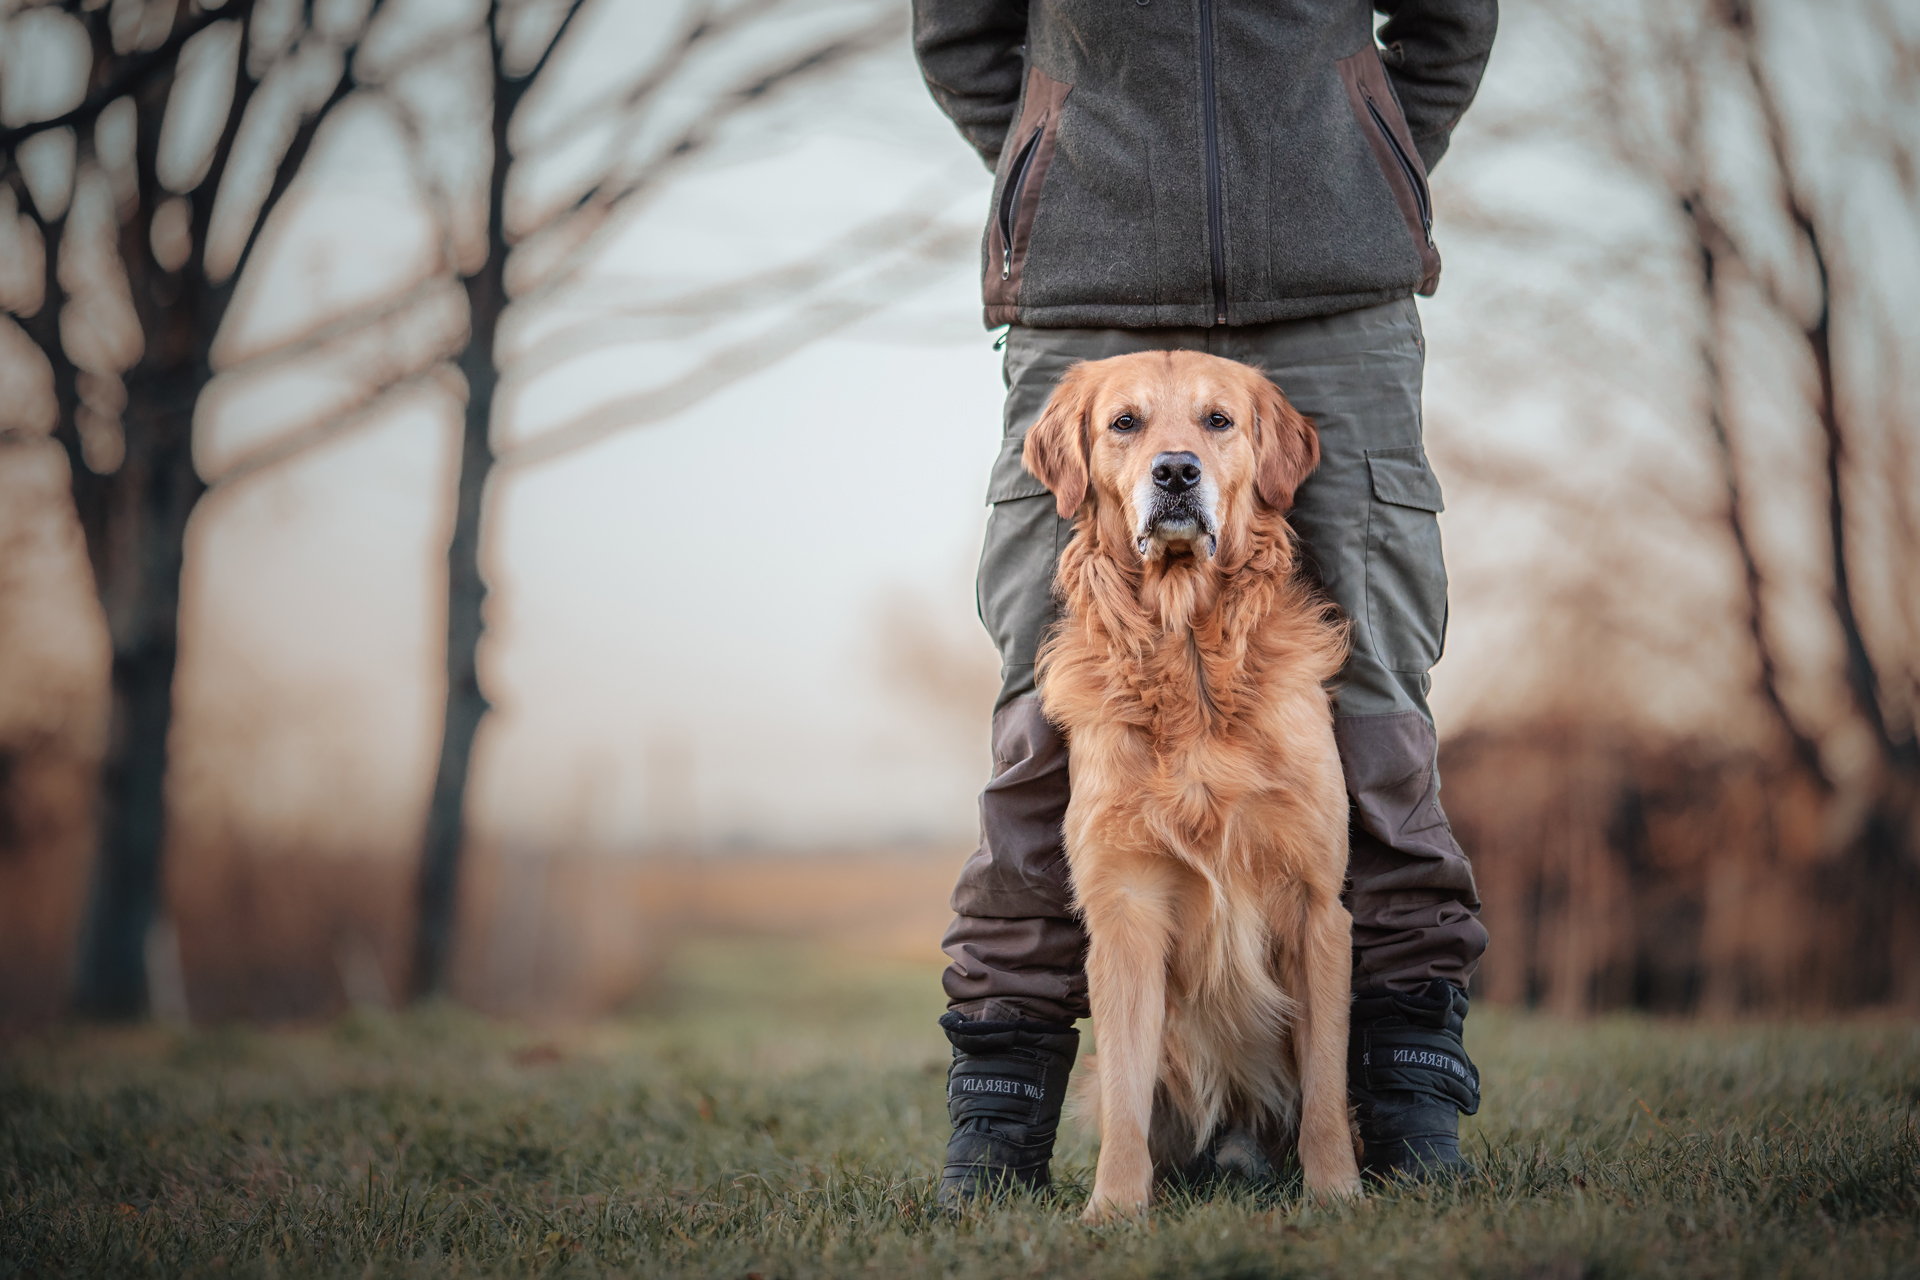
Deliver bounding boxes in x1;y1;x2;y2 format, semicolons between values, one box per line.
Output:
1364;448;1447;674
984;66;1072;325
977;490;1070;678
1336;47;1441;296
986;434;1051;506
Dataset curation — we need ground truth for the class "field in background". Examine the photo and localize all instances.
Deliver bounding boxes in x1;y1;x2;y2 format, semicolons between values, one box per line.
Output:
1;839;972;1031
12;815;1920;1032
4;936;1918;1279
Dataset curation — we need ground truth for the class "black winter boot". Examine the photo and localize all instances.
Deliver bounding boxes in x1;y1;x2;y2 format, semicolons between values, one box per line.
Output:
1349;981;1480;1182
936;1011;1078;1209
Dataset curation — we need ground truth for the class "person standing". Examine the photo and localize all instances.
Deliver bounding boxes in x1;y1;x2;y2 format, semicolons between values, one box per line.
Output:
914;0;1499;1204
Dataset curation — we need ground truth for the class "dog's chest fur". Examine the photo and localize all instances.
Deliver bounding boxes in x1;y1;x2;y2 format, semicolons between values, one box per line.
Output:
1043;517;1344;853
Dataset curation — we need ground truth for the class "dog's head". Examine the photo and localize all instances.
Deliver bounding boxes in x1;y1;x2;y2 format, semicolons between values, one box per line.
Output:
1021;351;1319;564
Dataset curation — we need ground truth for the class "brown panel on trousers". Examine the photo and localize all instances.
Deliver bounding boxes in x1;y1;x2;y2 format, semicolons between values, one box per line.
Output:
1337;710;1487;992
942;695;1089;1024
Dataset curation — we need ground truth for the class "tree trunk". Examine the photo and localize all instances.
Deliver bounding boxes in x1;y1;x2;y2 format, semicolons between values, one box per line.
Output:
69;382;205;1018
410;343;496;1000
410;54;513;1001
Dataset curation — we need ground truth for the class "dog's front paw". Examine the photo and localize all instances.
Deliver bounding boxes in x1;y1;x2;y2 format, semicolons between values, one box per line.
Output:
1080;1189;1148;1225
1306;1172;1364;1203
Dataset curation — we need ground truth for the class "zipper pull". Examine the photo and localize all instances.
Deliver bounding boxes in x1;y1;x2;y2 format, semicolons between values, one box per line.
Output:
1002;243;1012;280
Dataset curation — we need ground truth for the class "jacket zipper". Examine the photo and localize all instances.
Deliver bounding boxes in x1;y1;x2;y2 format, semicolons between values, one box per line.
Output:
1198;0;1227;324
1365;95;1433;246
999;125;1044;280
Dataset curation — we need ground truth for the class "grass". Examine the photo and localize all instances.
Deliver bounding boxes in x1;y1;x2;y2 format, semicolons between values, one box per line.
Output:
3;938;1918;1279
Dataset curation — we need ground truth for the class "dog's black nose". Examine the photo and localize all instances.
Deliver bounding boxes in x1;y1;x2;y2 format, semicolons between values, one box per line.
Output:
1152;452;1202;494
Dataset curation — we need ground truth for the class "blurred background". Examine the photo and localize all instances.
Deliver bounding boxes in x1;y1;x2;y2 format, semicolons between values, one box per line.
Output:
0;0;1914;1033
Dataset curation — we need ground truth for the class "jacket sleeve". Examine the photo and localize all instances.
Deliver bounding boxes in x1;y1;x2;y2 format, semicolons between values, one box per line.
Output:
1373;0;1498;171
912;0;1031;171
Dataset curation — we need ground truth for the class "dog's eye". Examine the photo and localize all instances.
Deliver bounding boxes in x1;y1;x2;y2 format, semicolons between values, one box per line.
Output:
1111;414;1136;432
1207;412;1232;430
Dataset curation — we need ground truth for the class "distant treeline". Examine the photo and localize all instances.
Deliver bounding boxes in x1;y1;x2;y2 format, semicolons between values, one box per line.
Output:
1444;724;1920;1016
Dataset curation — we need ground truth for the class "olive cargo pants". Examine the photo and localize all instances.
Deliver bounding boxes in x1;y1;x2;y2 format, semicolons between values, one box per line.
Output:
943;299;1488;1025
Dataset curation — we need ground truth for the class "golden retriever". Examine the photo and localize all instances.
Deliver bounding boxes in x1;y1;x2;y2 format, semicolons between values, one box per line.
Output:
1022;350;1361;1220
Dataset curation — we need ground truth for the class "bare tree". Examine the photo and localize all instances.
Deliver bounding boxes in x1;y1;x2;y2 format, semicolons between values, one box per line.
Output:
405;0;976;999
1677;0;1918;810
0;0;399;1017
1423;0;1919;1010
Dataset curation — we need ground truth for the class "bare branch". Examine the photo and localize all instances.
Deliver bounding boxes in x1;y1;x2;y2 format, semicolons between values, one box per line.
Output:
0;2;256;154
205;362;456;489
498;225;971;470
1686;200;1833;786
512;7;905;305
516;0;592;89
516;0;781;155
215;35;365;291
215;273;456;376
1732;0;1912;772
373;90;464;275
185;17;268;290
1656;14;1837;788
501;194;964;389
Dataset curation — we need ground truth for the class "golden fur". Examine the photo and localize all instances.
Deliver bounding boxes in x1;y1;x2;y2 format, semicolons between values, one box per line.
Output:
1022;351;1362;1219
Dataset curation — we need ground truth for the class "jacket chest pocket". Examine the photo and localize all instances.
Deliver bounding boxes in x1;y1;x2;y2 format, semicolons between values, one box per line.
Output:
985;66;1073;317
1336;47;1442;297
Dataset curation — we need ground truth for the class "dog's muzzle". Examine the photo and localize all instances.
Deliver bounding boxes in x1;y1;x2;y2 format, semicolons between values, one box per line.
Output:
1136;451;1219;560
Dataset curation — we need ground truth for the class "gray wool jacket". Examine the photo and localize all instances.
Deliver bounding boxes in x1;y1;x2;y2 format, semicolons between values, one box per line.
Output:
911;0;1498;329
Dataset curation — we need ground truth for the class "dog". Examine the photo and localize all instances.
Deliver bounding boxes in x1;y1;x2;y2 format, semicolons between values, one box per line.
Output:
1021;350;1362;1221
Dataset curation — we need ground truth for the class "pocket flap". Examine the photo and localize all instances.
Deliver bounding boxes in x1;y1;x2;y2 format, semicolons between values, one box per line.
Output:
986;435;1052;505
1367;449;1445;512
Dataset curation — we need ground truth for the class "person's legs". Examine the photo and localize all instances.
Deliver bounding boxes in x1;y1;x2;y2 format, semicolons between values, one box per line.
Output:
1217;298;1485;1177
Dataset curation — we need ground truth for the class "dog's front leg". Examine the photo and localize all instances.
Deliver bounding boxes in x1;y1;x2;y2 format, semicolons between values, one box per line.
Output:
1298;891;1363;1199
1079;859;1175;1223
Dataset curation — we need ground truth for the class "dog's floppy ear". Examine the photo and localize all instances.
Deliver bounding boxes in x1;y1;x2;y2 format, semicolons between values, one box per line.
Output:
1252;377;1320;512
1022;362;1096;519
